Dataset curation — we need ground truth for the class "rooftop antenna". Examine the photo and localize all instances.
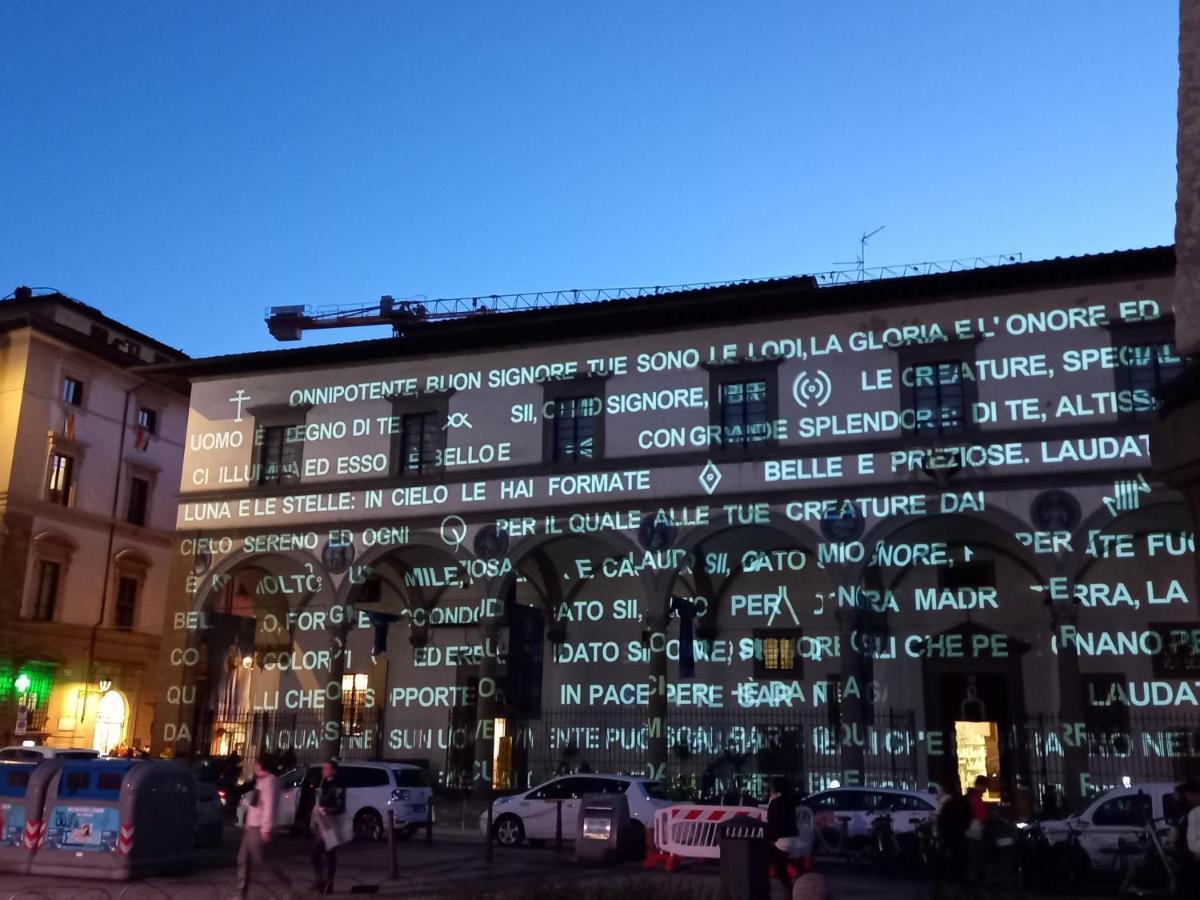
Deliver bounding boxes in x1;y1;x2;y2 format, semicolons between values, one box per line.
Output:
834;225;886;281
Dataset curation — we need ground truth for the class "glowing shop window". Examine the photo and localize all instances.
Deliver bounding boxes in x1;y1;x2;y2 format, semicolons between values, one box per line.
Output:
492;716;512;790
954;720;1001;802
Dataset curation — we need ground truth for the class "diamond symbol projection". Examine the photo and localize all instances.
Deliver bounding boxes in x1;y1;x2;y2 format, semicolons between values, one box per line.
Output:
698;460;723;495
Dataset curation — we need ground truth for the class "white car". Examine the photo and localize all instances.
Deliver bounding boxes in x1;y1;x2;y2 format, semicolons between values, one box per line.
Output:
802;786;938;849
0;745;100;761
238;761;433;840
1040;782;1180;873
481;774;672;847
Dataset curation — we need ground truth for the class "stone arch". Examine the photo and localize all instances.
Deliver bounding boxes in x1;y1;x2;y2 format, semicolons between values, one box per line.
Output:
339;532;480;652
1069;496;1192;583
674;513;832;639
856;508;1047;591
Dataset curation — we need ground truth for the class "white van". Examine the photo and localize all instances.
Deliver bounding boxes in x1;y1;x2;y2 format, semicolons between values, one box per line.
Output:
1040;782;1180;873
239;761;433;840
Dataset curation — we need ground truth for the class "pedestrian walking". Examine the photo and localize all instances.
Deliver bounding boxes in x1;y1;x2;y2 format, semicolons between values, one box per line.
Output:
765;776;799;894
237;756;291;898
1176;779;1200;898
965;775;990;885
310;759;348;895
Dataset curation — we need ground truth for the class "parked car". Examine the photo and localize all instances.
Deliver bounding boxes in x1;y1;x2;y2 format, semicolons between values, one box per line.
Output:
188;755;250;815
480;774;672;848
0;745;99;761
194;780;224;847
1039;782;1179;875
802;786;938;852
238;761;433;840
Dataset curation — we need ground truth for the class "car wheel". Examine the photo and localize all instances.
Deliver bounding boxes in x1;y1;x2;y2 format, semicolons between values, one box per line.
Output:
493;814;525;847
354;809;385;842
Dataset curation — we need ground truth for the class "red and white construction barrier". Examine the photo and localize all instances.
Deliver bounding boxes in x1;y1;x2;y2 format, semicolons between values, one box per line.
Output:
644;803;814;875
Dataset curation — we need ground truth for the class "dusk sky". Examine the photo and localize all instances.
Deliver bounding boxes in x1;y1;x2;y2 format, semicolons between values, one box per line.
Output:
0;2;1180;358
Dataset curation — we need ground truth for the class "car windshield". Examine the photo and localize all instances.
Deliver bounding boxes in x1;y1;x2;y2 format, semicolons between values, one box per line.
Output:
641;781;670;800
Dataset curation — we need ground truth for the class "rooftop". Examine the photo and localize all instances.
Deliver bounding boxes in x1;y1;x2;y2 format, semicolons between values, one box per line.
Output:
144;245;1175;381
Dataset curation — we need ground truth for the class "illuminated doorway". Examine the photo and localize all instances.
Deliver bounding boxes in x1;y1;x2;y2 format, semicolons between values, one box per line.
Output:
954;720;1001;801
93;691;127;755
492;716;512;789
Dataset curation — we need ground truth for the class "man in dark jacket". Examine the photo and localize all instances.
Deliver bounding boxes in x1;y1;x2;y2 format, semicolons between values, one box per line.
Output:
310;759;347;894
765;777;799;892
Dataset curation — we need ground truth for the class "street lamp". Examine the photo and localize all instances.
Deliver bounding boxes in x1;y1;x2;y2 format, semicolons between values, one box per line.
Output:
14;674;30;696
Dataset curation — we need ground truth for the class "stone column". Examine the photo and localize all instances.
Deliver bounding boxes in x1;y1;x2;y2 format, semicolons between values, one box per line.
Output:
1049;602;1089;811
471;617;503;792
318;606;351;763
834;605;867;784
151;544;206;757
644;612;670;782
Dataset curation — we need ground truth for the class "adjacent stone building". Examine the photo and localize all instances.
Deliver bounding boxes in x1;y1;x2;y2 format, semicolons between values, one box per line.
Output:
0;288;188;752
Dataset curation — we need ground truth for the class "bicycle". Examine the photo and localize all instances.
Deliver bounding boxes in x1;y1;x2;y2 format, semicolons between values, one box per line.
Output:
1117;815;1176;898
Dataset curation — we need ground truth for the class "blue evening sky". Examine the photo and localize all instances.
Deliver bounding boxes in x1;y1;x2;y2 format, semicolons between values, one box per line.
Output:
0;2;1179;357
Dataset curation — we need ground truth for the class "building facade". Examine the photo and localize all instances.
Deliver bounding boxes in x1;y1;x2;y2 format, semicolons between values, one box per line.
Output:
152;248;1192;811
0;288;188;752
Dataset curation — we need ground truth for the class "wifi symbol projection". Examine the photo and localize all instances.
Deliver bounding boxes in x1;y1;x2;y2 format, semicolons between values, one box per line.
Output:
792;369;833;408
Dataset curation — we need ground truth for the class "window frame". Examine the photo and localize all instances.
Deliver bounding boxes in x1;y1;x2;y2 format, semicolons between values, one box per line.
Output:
110;549;149;631
61;376;85;408
550;395;602;463
136;406;158;436
113;575;138;630
397;410;445;476
706;362;780;457
895;340;980;438
542;377;606;464
254;423;301;486
32;560;61;622
752;628;803;680
1109;320;1183;424
126;474;151;526
47;452;75;507
389;392;450;479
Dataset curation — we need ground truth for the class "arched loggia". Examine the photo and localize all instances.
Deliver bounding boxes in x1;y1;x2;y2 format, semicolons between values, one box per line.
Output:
167;548;332;760
470;528;645;790
855;511;1049;802
333;533;478;774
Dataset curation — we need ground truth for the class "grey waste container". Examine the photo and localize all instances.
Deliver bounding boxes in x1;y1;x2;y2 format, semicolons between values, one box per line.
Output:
0;760;60;874
574;792;630;863
30;759;195;880
719;814;770;900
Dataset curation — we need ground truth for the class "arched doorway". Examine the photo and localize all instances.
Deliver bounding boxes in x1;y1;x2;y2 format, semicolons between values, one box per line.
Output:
94;691;127;755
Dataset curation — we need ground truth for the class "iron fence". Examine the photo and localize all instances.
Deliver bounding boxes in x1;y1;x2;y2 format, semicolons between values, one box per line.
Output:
191;705;1200;814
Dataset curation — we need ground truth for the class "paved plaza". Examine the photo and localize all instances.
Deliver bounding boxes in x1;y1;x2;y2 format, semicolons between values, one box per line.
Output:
0;829;1125;900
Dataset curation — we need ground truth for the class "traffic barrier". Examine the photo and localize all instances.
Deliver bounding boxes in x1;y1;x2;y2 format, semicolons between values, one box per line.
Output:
647;805;764;871
645;803;814;874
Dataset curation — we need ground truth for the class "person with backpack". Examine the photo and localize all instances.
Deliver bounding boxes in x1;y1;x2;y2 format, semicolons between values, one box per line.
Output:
765;777;799;893
310;759;348;895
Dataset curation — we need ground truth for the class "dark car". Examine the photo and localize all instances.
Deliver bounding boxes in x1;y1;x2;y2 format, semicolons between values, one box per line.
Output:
189;755;251;816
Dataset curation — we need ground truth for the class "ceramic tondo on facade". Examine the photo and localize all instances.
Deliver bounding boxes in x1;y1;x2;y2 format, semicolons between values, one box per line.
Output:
152;249;1191;813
